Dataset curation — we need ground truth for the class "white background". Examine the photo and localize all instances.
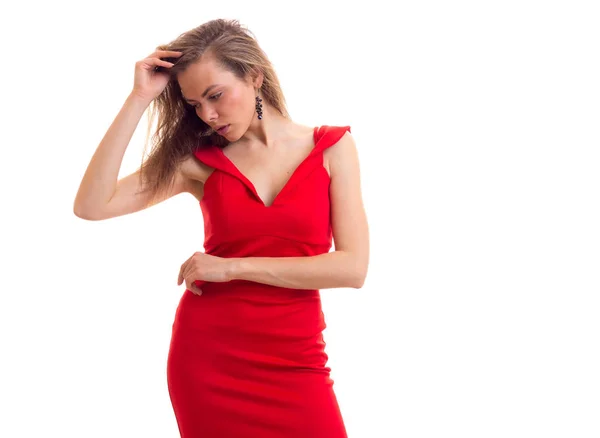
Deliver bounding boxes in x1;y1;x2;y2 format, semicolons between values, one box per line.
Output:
1;1;599;437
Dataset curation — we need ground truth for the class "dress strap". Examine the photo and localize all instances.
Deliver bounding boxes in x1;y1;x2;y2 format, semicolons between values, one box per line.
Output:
192;125;352;207
193;145;224;170
194;125;352;165
314;125;352;152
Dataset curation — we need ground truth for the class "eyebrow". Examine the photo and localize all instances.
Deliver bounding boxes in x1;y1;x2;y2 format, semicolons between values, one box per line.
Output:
181;84;221;103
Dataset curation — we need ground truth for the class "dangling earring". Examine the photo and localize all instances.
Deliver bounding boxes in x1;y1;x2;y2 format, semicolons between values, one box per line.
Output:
255;90;263;120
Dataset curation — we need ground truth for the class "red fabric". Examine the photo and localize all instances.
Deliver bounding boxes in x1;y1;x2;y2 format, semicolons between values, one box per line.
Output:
167;125;351;437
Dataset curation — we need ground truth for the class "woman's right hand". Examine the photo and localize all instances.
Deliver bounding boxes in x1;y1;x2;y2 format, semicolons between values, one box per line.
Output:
131;49;183;103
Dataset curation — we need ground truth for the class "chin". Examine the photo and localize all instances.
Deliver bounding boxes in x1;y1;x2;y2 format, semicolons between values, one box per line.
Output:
225;126;244;141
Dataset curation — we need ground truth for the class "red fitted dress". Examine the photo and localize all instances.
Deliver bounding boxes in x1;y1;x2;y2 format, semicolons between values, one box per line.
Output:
166;125;351;437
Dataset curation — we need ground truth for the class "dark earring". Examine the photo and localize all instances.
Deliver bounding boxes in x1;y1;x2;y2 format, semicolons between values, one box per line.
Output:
255;94;263;120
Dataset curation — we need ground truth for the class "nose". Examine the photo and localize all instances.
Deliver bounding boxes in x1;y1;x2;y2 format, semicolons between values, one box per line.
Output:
198;105;218;123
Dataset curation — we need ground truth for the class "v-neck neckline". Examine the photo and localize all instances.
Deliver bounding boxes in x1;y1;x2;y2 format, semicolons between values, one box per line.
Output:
212;126;320;208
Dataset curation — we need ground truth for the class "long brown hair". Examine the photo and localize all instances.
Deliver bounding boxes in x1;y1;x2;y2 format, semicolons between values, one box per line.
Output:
137;18;290;206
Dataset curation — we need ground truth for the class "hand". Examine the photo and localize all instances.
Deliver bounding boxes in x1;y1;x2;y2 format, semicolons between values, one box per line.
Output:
177;252;234;296
131;49;183;103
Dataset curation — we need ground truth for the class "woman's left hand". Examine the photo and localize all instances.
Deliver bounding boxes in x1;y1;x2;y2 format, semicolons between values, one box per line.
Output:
177;252;235;295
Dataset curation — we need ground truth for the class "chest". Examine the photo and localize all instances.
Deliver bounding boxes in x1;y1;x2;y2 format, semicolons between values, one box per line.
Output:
220;138;330;208
200;156;333;249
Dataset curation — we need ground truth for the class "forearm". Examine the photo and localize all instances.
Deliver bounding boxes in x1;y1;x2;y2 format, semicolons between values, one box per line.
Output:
229;251;366;290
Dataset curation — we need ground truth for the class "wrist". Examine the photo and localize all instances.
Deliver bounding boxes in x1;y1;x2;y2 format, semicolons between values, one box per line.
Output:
227;258;246;281
127;91;153;108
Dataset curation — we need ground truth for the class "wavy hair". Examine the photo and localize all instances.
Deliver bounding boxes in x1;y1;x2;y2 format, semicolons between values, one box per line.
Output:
137;18;289;205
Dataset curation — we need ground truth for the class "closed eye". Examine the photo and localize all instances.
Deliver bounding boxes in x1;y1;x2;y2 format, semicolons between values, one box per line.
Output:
188;92;221;108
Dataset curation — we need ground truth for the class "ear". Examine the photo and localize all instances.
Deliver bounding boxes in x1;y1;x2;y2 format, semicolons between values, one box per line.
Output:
249;68;264;89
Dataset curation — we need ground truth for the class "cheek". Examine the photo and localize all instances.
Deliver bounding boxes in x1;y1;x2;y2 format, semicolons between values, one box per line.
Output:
224;88;250;112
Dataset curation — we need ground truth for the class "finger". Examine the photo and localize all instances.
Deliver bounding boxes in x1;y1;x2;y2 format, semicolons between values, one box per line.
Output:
179;251;203;286
153;50;183;57
181;260;193;284
154;59;175;67
178;256;193;285
189;281;203;296
141;57;175;68
178;264;189;286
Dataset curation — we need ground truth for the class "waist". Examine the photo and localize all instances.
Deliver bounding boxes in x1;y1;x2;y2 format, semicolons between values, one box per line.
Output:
172;285;326;335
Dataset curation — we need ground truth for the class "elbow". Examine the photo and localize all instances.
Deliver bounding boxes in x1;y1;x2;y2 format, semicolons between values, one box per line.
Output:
352;272;367;289
73;202;102;221
73;209;98;221
73;204;88;219
73;198;91;220
350;263;368;289
341;251;368;289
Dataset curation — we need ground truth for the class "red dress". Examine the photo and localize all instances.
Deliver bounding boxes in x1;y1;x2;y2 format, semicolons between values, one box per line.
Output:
166;125;351;437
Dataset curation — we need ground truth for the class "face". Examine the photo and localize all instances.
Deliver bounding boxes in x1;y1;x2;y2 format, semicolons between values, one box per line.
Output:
177;55;259;141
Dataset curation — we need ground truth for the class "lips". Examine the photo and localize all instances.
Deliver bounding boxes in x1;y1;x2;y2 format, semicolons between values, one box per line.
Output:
216;124;229;134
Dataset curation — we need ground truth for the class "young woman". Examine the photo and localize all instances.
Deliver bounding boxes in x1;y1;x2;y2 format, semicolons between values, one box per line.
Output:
74;18;369;438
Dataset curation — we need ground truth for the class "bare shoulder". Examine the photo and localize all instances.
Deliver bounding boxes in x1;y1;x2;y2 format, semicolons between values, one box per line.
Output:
323;129;356;177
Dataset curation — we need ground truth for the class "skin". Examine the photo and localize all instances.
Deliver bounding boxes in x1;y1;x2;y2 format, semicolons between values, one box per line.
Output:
175;53;370;295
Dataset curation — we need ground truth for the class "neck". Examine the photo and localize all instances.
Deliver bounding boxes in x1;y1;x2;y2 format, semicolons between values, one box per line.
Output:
239;101;291;148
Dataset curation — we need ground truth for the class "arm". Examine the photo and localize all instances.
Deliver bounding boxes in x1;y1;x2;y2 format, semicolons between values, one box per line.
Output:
74;92;150;218
229;131;370;290
73;92;202;220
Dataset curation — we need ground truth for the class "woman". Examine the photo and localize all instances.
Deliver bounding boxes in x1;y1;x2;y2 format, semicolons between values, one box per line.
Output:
74;18;369;437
